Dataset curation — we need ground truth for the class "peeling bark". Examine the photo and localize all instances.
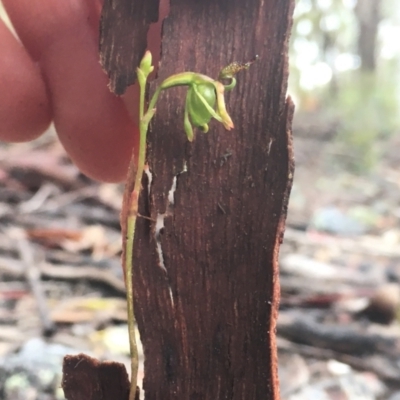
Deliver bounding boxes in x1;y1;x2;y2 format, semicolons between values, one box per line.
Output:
72;1;295;400
132;1;295;400
62;353;131;400
99;0;159;94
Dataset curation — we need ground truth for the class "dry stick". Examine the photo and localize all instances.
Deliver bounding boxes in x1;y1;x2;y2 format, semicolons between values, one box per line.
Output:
0;256;126;293
16;234;55;335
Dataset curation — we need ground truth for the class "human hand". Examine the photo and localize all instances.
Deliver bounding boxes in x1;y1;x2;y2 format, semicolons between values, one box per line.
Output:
0;0;157;182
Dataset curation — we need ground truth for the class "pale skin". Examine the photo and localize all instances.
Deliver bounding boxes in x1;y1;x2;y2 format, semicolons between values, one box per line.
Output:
0;0;168;183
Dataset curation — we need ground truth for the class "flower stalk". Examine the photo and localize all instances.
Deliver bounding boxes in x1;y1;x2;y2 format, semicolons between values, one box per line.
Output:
124;51;256;400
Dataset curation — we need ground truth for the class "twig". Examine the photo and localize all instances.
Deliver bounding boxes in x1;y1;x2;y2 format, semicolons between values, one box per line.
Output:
0;256;126;293
277;337;400;386
285;227;400;258
16;232;56;336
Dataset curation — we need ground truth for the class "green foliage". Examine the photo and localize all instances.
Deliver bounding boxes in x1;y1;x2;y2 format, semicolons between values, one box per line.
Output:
290;0;400;173
328;62;400;172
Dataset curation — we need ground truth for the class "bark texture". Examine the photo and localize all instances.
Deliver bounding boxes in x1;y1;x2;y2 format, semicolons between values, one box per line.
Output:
99;1;295;400
99;0;159;94
131;1;295;400
62;353;131;400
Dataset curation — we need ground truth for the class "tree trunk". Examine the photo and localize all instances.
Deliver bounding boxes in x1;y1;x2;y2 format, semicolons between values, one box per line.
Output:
355;0;382;72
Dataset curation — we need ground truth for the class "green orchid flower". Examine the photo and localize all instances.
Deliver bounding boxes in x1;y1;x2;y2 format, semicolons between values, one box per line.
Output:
148;71;234;141
146;55;258;141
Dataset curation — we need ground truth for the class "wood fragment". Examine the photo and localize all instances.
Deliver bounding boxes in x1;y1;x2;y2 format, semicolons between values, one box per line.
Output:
278;312;400;357
278;337;400;386
126;1;295;399
0;256;126;293
16;233;55;336
99;0;160;94
62;353;131;400
285;227;400;258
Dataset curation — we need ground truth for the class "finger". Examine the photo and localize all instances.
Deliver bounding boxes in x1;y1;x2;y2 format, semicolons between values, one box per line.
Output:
3;0;138;182
0;19;51;142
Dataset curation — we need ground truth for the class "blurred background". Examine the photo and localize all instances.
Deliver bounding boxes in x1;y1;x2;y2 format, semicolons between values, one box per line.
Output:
279;2;400;399
1;0;400;399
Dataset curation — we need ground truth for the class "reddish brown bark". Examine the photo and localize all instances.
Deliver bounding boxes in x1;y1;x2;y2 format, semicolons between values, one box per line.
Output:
62;353;131;400
64;1;295;400
131;1;295;400
99;0;159;94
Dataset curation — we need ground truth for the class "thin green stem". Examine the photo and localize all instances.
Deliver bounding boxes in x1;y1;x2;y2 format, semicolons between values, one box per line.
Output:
126;72;149;400
125;209;138;400
223;77;237;91
147;86;163;114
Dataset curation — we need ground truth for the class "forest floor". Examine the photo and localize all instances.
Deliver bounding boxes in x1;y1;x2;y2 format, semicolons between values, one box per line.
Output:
1;118;400;400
